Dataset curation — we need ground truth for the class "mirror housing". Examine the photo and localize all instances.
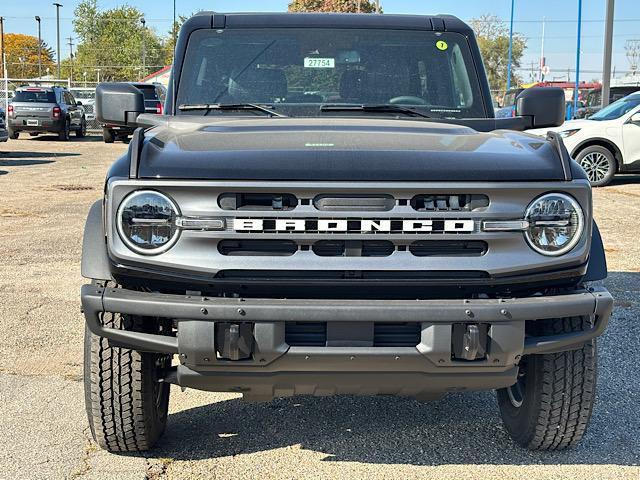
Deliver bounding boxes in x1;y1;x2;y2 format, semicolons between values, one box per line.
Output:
629;112;640;124
95;82;145;126
516;87;565;128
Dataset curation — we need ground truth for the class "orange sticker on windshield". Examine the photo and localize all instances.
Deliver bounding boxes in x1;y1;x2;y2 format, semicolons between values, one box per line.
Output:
436;40;448;51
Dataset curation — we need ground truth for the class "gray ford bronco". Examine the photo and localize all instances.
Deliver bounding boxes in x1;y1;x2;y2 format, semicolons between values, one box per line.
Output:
82;12;613;452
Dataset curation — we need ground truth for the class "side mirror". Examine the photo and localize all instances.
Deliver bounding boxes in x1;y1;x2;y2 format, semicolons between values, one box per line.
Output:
516;87;565;128
629;112;640;124
76;100;83;106
95;82;145;126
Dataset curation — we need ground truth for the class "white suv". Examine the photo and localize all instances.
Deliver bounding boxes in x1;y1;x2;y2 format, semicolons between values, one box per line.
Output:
529;92;640;186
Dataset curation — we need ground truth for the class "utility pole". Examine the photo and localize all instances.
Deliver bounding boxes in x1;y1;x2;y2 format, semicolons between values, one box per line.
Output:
53;3;63;79
35;16;42;79
67;36;74;83
539;17;546;82
141;18;147;79
601;0;615;108
573;0;583;117
375;0;380;13
0;17;4;79
506;0;515;91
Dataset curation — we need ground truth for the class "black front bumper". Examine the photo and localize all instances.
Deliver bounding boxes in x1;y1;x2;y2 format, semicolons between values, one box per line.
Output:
81;285;613;400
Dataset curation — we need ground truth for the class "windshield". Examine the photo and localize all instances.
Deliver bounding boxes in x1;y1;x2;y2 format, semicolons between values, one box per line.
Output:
177;28;486;118
12;90;56;103
590;94;640;121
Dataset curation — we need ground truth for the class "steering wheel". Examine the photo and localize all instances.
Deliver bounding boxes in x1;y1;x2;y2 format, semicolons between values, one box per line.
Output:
389;96;428;105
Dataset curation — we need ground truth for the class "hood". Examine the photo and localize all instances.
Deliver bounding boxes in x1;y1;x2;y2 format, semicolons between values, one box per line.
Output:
136;117;566;181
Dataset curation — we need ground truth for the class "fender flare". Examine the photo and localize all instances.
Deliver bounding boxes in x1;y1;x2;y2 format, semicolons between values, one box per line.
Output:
81;200;113;281
584;220;608;282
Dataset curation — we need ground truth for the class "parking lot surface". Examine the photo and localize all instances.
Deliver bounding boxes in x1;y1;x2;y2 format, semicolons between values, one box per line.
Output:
0;135;639;480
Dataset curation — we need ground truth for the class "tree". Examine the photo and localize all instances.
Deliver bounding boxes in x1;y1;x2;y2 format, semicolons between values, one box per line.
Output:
4;33;55;78
72;0;164;81
160;15;189;66
288;0;379;13
470;14;526;93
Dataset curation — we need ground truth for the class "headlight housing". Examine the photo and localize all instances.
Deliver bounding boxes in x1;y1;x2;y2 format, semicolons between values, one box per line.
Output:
524;193;584;256
117;190;180;254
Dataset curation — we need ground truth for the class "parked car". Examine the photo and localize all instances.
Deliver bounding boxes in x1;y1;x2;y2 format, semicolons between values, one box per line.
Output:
0;106;8;142
101;82;166;143
529;92;640;186
83;12;612;453
70;87;97;122
7;86;87;140
574;86;640;119
495;88;524;118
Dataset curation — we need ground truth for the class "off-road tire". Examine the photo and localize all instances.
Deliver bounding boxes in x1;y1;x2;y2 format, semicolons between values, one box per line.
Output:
102;127;115;144
576;145;616;187
58;119;70;141
8;128;19;139
497;317;597;450
76;118;87;138
84;312;171;452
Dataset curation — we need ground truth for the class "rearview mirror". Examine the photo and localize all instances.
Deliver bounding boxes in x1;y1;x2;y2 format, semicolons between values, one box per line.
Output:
95;82;145;127
516;87;565;128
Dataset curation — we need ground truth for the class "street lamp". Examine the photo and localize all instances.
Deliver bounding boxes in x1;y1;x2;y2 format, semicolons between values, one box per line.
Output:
140;17;146;79
35;16;42;79
95;68;101;83
53;3;63;79
573;0;583;118
83;71;87;87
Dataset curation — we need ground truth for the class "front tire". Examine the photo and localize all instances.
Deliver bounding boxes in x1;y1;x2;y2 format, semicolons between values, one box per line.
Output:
84;312;171;452
576;145;616;187
497;317;597;450
8;128;19;139
76;118;87;138
102;127;115;143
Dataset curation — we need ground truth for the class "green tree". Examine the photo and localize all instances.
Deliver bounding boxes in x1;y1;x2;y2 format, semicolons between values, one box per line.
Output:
288;0;379;13
470;14;526;92
4;33;55;78
160;15;189;66
72;0;164;81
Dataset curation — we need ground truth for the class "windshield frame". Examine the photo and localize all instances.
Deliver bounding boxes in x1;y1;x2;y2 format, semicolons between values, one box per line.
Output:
172;26;491;120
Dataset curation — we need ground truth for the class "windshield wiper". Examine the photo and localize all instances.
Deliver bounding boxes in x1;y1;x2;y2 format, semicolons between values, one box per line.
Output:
320;104;432;119
178;103;288;117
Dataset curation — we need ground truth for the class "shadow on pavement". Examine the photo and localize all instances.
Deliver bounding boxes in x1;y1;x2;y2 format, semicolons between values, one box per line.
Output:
139;271;639;466
0;159;56;167
0;170;7;176
32;134;103;142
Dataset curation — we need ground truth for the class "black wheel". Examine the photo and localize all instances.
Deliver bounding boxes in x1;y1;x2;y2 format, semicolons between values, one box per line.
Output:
29;132;39;137
102;127;115;143
76;117;87;138
84;312;172;452
58;119;70;141
497;317;597;450
8;128;19;139
576;146;616;187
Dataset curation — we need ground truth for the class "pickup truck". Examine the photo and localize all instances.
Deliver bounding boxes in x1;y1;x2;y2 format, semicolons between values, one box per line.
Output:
82;11;613;452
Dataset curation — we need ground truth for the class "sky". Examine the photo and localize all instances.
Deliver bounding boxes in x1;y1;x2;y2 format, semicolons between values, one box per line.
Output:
2;0;639;83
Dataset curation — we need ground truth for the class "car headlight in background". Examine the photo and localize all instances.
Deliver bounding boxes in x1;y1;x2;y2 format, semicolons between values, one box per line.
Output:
559;129;581;138
117;190;180;254
524;193;584;256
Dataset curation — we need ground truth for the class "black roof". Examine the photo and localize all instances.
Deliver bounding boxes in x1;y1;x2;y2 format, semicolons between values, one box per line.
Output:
187;11;472;33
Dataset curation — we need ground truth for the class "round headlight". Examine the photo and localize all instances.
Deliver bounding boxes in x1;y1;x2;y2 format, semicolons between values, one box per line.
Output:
117;190;180;254
524;193;584;256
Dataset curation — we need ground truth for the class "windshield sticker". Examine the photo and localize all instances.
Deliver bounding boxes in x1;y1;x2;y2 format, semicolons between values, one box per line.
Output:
436;40;449;51
304;57;335;68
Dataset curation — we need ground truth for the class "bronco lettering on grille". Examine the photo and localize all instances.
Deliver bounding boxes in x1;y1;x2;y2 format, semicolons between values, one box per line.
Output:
234;218;475;233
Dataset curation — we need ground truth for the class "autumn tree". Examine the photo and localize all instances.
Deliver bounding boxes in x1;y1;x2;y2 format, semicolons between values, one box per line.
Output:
288;0;380;13
470;14;526;92
72;0;164;81
4;33;55;78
